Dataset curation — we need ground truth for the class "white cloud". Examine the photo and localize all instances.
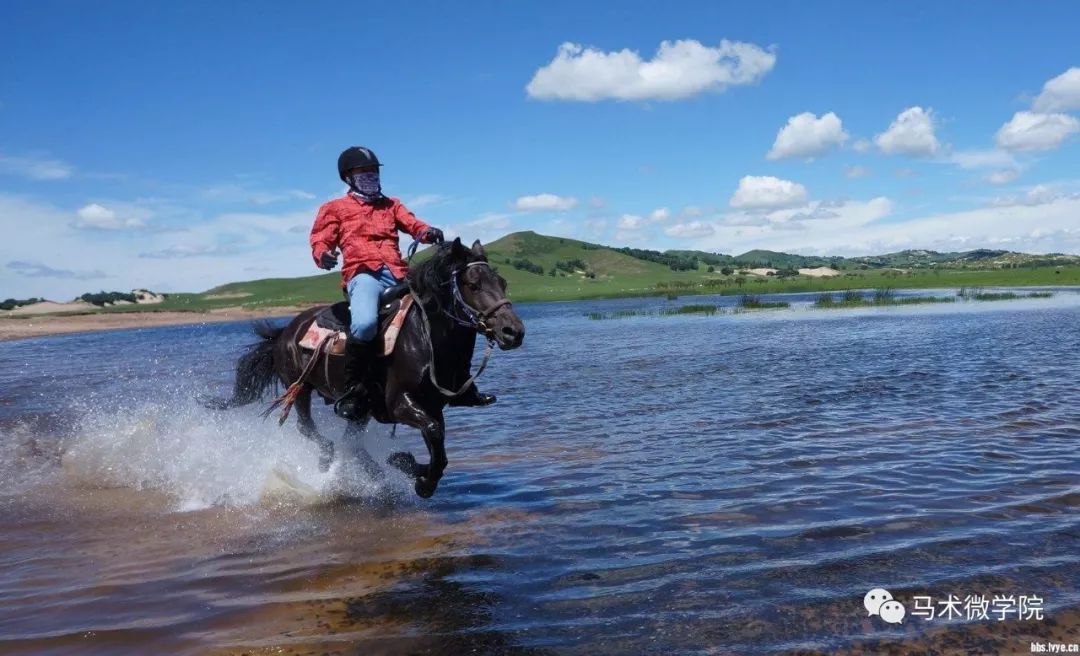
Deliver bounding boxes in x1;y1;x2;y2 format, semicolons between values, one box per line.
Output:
617;213;644;230
200;184;316;205
729;175;808;210
875;107;940;157
852;139;872;153
845;165;870;178
74;203;146;230
6;260;107;280
649;207;670;222
766;112;848;160
986;169;1020;186
0;153;73;180
664;221;715;238
946;149;1018;170
991;184;1075;207
0;192;319;299
512;193;578;212
995;111;1080;152
694;194;1080;256
1032;67;1080;112
526;39;776;102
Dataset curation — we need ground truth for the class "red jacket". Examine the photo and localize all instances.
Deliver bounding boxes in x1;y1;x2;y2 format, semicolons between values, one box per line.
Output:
309;194;432;285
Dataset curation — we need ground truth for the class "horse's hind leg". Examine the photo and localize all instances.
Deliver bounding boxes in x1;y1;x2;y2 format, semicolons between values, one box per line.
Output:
294;387;335;472
342;420;383;480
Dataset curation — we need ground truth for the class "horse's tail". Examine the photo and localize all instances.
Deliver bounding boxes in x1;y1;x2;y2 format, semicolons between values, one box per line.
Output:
200;321;284;410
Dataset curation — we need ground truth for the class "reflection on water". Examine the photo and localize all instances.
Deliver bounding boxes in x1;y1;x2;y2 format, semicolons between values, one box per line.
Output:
0;289;1078;654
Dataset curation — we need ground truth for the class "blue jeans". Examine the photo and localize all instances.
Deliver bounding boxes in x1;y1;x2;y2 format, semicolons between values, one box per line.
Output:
346;266;400;341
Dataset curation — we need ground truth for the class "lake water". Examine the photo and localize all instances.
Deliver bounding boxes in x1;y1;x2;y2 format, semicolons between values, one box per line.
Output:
1;288;1078;654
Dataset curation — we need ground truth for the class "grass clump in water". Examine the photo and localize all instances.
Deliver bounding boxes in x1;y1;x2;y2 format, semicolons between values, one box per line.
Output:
586;304;722;320
738;295;790;310
660;304;720;316
959;286;1054;301
814;288;953;308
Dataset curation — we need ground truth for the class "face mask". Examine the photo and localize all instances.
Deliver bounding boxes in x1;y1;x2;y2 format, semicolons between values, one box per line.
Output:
349;171;382;201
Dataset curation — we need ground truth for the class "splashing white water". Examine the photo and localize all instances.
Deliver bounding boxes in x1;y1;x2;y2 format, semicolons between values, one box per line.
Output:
52;397;407;510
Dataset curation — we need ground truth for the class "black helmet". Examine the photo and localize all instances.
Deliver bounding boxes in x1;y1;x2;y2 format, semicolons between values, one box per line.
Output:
337;146;381;182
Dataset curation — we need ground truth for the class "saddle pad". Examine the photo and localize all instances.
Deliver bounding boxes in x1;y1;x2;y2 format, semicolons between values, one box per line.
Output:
298;323;347;355
380;295;413;356
298;295;413;357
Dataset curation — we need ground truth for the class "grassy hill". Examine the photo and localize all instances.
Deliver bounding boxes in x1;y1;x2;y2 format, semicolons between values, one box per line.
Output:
86;231;1080;312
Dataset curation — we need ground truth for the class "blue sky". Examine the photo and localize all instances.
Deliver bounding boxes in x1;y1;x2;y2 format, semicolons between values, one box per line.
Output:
2;1;1079;299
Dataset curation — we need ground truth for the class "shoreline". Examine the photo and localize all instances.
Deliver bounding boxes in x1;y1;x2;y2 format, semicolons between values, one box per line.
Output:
2;284;1077;343
0;306;310;342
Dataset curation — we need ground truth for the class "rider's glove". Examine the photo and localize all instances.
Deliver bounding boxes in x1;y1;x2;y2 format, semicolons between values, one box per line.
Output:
318;250;339;270
422;228;444;245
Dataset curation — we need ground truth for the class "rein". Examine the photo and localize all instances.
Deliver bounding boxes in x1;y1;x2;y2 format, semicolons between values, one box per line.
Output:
405;241;508;398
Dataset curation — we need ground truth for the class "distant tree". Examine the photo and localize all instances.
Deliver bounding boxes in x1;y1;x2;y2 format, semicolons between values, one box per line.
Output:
707;265;715;273
720;267;734;275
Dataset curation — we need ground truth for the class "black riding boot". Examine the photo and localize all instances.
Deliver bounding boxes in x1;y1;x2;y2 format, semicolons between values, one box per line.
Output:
334;339;374;420
447;383;497;407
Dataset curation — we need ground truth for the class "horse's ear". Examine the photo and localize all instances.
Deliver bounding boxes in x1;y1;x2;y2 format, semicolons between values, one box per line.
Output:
450;237;468;261
471;240;486;258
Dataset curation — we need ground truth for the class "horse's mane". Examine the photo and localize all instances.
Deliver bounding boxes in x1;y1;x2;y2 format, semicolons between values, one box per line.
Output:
407;243;458;311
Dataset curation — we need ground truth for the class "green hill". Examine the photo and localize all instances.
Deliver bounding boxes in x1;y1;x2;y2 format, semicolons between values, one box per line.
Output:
94;231;1080;312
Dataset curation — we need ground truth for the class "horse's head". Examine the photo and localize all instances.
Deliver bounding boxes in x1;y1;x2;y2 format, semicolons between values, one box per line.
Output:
445;237;525;350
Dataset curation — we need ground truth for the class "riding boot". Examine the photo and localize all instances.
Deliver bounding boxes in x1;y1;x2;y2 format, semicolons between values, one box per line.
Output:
334;339;374;420
447;383;497;407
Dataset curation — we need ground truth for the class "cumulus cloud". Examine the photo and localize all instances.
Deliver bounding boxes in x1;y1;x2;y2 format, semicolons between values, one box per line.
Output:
0;153;73;180
6;260;107;280
845;165;870;178
995;111;1080;152
875;107;940;157
526;39;776;102
74;203;146;230
766;112;848;160
512;193;578;212
649;207;670;222
664;221;715;238
617;214;644;230
1032;67;1080;112
729;175;808;210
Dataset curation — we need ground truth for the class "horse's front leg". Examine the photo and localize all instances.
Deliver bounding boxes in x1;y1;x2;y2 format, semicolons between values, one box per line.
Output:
387;392;446;499
293;387;335;472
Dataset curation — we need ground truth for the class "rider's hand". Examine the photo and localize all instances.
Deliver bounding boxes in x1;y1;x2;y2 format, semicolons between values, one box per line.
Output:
422;228;444;245
318;250;339;270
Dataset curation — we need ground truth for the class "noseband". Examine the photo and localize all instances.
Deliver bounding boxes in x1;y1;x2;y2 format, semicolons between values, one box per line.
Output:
445;261;512;337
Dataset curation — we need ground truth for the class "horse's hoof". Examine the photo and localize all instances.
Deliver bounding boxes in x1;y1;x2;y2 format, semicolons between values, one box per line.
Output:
387;452;419;476
414;478;437;499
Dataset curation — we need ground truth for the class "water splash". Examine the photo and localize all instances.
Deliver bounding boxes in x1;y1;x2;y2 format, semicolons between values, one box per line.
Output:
2;393;406;511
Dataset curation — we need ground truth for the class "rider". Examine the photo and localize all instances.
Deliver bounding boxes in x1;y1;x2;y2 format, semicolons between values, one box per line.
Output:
310;146;493;419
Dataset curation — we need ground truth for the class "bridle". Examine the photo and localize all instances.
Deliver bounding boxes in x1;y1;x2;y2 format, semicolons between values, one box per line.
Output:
444;261;513;338
405;242;514;398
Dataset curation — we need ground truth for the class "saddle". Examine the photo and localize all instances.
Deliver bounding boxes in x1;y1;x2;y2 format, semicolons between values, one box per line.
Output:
298;282;413;357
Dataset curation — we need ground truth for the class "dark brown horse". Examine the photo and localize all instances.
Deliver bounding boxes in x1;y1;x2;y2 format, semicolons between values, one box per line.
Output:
205;238;525;498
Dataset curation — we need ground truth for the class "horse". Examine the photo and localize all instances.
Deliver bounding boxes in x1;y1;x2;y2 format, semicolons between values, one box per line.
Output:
204;238;525;498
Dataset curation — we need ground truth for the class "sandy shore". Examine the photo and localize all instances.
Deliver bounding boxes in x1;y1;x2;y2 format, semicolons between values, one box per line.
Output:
0;306;311;342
